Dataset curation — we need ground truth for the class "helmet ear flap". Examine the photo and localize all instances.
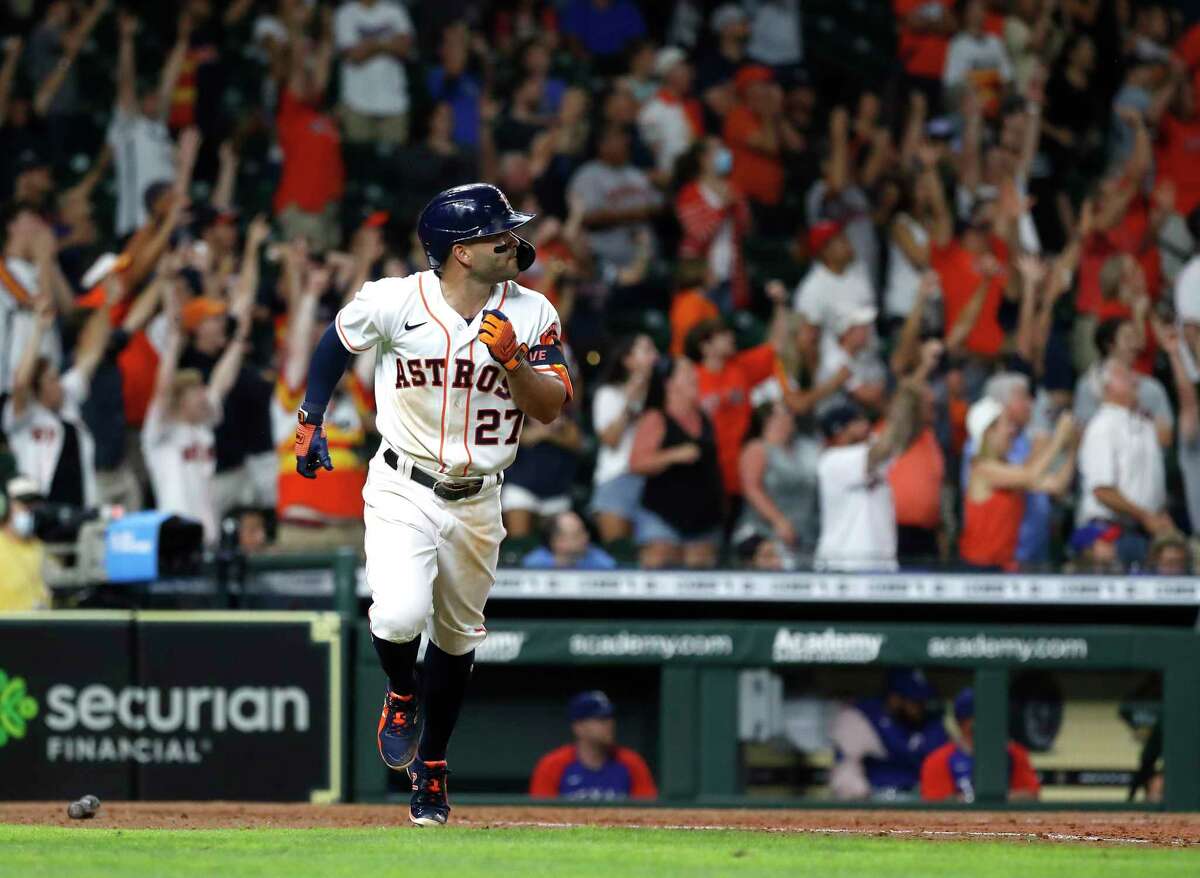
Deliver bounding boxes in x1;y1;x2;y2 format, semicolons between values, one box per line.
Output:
515;236;536;271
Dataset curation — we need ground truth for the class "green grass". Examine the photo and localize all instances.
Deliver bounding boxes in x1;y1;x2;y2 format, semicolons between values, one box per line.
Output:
0;825;1197;878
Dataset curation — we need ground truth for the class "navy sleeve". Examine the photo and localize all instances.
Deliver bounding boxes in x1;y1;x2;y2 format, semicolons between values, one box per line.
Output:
301;323;353;422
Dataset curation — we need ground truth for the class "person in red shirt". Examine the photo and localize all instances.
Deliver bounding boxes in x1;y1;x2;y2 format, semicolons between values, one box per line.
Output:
676;137;752;310
1155;82;1200;216
921;687;1040;802
921;146;1013;361
893;0;957;102
529;691;657;801
274;12;344;252
683;280;792;499
722;66;802;209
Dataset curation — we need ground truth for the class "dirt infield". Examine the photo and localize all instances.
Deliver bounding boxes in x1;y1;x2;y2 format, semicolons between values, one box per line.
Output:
2;802;1199;846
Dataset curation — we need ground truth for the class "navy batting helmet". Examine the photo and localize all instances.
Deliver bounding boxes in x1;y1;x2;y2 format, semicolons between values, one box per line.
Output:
417;183;536;272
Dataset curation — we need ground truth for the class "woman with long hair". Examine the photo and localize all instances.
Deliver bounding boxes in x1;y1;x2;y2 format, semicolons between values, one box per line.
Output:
629;356;724;569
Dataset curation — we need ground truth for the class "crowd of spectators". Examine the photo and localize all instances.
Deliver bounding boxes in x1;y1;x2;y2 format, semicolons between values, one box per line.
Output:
5;0;1200;584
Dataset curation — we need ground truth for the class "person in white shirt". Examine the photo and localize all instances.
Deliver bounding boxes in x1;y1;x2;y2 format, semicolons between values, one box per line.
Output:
814;383;922;572
590;333;659;543
108;11;189;237
637;47;697;183
794;220;875;373
3;294;112;510
816;304;887;414
943;0;1014;109
1;204;68;395
1076;358;1173;565
334;0;414;145
142;289;250;545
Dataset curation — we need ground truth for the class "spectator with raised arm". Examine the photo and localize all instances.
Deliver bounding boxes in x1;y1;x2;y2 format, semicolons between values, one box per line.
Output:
637;47;701;186
108;10;191;238
590;333;658;544
274;8;342;251
143;276;251;544
4;288;112;509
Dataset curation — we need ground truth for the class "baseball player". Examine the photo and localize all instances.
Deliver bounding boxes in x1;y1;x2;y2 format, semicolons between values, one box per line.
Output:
294;183;571;826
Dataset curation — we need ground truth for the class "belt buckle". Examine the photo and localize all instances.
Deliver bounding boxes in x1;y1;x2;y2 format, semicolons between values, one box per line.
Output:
434;479;478;501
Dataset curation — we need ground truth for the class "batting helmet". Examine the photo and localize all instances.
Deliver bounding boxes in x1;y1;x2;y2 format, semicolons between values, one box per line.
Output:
417;183;536;272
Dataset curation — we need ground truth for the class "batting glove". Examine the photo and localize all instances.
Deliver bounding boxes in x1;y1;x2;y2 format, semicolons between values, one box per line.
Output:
478;309;528;372
295;411;333;479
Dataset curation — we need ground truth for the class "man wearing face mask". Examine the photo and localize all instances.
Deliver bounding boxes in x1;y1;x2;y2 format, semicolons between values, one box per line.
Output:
0;476;51;612
676;137;751;310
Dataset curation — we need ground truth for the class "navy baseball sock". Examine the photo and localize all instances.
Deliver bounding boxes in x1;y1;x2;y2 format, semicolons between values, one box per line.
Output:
417;643;475;762
372;633;421;698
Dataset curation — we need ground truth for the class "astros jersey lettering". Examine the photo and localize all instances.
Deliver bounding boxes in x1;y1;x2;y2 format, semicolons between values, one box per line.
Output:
335;271;568;477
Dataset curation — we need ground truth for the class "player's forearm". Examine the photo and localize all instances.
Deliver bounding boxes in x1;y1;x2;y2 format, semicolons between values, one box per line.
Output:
301;323;352;420
505;361;566;424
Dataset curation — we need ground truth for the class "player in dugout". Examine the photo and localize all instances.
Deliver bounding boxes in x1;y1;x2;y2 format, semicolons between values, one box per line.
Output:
529;690;657;801
921;687;1041;802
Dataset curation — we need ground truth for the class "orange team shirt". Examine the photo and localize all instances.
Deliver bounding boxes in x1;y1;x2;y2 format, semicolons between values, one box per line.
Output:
669;288;720;356
888;428;945;530
697;344;778;496
921;740;1041;801
1156;114;1200;216
931;237;1009;358
723;105;783;206
275;378;370;520
274;89;345;215
529;744;658;800
894;0;954;80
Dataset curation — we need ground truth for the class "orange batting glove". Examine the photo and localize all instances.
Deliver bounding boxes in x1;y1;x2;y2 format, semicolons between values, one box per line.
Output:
479;309;528;372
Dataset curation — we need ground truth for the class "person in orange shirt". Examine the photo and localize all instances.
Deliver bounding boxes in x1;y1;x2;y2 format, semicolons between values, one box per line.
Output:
921;688;1040;802
529;691;657;801
683;279;792;500
722;65;802;210
888;383;946;566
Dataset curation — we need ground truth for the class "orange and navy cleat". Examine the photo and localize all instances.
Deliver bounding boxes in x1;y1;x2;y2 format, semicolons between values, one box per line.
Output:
409;760;451;826
377;689;420;771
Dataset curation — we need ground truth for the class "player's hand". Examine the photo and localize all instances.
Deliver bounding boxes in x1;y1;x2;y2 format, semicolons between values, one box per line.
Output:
479;309;528;372
295;414;333;479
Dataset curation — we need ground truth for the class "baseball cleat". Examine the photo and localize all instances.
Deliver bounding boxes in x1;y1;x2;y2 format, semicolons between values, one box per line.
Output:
377;690;420;770
409;760;451;826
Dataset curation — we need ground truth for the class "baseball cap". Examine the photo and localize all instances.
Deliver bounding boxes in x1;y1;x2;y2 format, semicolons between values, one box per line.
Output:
807;220;843;256
735;64;773;94
832;303;877;338
181;297;228;333
819;400;865;439
1069;521;1122;554
655;46;688;78
953;688;975;721
711;4;748;32
192;202;240;235
568;690;615;722
6;475;42;502
362;210;390;229
965;397;1004;457
887;668;936;704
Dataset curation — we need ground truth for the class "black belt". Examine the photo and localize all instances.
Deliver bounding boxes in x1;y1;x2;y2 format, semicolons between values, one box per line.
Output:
383;448;492;501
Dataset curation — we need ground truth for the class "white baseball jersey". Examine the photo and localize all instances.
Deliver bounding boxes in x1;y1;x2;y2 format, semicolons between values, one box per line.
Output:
2;367;96;506
142;392;220;542
334;271;569;478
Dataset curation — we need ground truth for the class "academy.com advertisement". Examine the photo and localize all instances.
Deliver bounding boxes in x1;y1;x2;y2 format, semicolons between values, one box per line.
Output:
0;616;338;801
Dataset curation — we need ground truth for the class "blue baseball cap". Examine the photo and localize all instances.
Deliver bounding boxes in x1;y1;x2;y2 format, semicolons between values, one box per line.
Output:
568;690;614;722
887;668;936;703
954;687;975;721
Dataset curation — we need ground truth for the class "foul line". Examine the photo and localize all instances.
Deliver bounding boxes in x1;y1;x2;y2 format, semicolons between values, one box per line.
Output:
467;819;1192;847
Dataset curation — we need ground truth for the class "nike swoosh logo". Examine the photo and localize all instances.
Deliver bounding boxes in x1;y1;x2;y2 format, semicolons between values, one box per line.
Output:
404;321;427;331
